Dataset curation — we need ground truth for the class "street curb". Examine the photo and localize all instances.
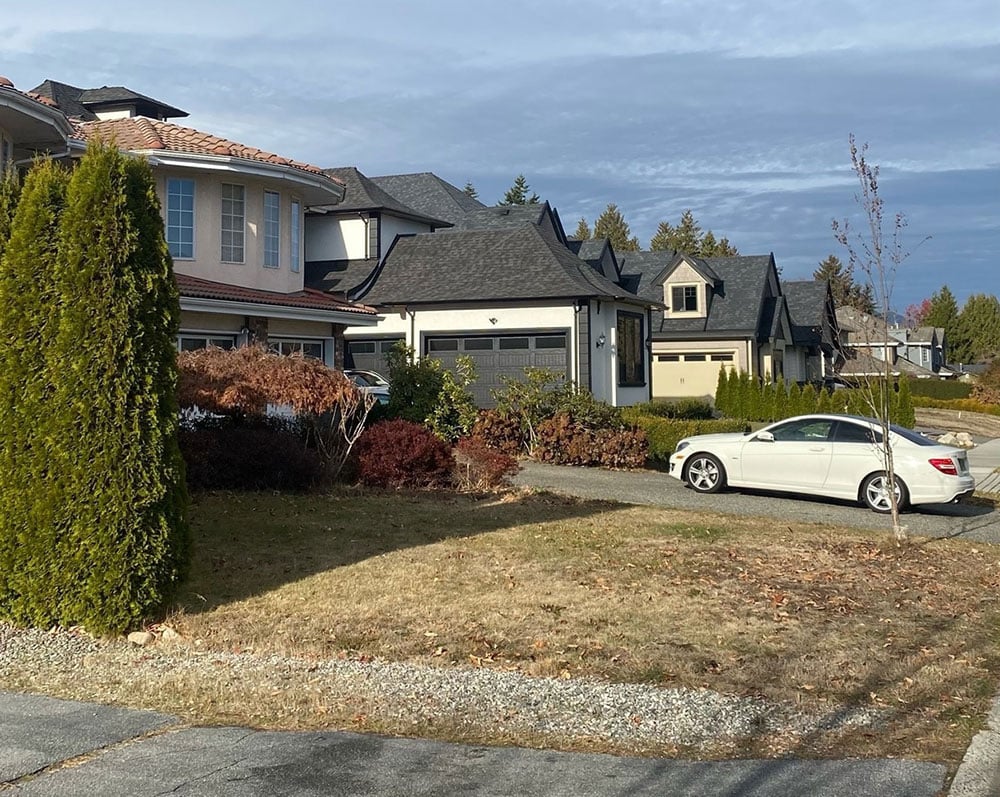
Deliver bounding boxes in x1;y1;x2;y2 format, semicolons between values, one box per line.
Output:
949;694;1000;796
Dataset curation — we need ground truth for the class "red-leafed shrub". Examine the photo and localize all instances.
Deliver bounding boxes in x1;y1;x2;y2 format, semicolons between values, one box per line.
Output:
355;419;454;488
533;413;648;469
470;409;524;456
453;437;520;490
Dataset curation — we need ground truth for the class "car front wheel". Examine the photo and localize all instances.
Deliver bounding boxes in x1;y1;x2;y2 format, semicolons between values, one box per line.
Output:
685;454;726;494
860;472;909;513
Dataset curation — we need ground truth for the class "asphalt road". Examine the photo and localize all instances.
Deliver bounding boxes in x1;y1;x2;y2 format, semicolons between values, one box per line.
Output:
513;460;1000;544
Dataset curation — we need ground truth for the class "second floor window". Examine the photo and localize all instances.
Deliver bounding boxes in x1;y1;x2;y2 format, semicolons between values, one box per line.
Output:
671;285;699;313
166;178;195;259
221;184;245;263
290;200;301;273
264;190;280;268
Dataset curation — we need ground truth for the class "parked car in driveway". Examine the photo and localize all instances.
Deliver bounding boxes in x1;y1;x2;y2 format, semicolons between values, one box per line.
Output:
668;413;976;512
344;369;390;405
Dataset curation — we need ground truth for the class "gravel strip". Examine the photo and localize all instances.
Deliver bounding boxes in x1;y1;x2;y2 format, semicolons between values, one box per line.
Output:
0;623;885;749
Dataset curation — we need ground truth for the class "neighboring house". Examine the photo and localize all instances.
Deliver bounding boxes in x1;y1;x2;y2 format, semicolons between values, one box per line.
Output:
304;166;453;298
23;76;379;366
621;251;793;400
836;307;949;380
782;280;845;383
0;76;74;171
303;170;656;406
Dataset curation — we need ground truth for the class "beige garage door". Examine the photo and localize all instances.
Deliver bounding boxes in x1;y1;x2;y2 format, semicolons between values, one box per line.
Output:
652;352;735;399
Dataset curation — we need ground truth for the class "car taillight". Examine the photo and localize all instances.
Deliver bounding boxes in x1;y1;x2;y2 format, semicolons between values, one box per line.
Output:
929;458;959;476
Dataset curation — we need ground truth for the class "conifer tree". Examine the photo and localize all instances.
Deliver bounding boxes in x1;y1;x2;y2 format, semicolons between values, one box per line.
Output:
573;218;591;240
37;143;188;632
593;203;639;252
499;174;540;205
0;159;70;619
714;366;730;415
462;181;478;200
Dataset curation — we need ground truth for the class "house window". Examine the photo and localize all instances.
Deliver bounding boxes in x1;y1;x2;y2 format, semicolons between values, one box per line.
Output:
428;338;459;352
290;200;301;273
166;178;195;259
176;334;236;352
617;311;645;387
263;190;280;268
670;284;699;313
221;183;245;263
269;338;324;360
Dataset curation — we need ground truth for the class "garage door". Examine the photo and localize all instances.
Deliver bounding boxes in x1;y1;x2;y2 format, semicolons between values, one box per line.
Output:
346;337;404;375
426;333;570;407
652;352;734;399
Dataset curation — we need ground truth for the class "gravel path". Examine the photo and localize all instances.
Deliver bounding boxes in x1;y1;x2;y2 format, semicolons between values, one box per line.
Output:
0;623;884;751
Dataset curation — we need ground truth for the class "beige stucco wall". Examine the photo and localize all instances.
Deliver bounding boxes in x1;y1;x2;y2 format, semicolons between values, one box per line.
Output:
650;339;746;399
157;169;305;294
304;215;367;261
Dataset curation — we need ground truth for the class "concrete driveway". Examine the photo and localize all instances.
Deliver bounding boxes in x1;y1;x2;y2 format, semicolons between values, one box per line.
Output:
513;439;1000;544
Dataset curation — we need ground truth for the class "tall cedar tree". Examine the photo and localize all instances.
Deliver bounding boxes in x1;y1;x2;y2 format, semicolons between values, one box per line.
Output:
923;285;963;362
573;218;591;240
0;160;69;620
40;144;189;632
649;210;739;256
499;174;540;205
954;293;1000;364
462;181;478;200
814;253;874;313
593;203;639;251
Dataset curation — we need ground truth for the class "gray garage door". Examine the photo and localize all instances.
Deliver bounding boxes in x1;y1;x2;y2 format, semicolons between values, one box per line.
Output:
425;333;570;407
345;337;404;375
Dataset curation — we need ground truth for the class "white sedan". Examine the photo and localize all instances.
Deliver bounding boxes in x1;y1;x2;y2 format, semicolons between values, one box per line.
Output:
668;414;976;513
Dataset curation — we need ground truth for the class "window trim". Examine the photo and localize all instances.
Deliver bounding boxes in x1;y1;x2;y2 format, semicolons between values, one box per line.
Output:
669;282;700;314
267;336;325;360
290;198;301;274
166;177;196;260
263;190;281;268
220;182;246;264
616;310;646;388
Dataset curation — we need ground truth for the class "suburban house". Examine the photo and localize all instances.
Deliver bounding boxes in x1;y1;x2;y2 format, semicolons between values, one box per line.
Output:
620;251;796;400
25;78;378;366
836;306;949;379
782;280;845;383
304;171;655;406
0;77;74;171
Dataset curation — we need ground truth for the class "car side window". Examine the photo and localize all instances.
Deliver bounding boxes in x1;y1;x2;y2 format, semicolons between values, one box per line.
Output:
834;421;882;444
769;419;833;442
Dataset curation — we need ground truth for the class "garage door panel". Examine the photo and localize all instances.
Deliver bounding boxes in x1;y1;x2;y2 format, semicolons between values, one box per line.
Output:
347;337;404;374
652;352;734;399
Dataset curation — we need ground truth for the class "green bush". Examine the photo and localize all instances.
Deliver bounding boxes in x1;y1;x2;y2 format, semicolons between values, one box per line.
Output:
908;378;972;400
426;355;478;442
385;342;446;424
0;145;189;634
622;410;748;468
631;398;714;420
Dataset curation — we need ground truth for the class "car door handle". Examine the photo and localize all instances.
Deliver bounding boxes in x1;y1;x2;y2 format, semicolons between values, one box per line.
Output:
809;446;827;452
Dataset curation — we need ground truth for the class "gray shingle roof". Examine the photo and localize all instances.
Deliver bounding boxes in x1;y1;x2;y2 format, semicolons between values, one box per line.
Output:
369;172;486;225
357;225;649;307
304;258;379;295
31;79;187;120
322;167;452;227
618;253;777;337
783;279;831;347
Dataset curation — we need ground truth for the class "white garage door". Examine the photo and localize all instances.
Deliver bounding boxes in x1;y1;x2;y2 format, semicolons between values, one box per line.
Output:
652;352;735;399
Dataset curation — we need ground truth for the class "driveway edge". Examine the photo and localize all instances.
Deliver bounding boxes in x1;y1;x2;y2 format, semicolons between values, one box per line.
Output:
949;694;1000;796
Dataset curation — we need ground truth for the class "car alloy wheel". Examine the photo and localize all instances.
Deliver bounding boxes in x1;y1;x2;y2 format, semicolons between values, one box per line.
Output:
861;472;908;513
686;454;725;494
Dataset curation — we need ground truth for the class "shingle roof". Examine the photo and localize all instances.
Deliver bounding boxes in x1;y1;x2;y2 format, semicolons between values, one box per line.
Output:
368;172;486;225
322;167;451;226
31;79;187;120
450;203;549;231
75;117;332;177
783;279;831;347
357;225;649;307
176;273;375;316
304;258;379;295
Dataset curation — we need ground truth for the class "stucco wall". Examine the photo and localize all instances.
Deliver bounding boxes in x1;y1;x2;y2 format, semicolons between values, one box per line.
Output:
304;215;367;261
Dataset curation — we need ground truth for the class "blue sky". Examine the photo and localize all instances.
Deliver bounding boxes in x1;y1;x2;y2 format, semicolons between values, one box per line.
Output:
3;0;998;311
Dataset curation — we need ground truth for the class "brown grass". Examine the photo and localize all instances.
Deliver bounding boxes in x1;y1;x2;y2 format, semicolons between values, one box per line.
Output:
5;487;1000;764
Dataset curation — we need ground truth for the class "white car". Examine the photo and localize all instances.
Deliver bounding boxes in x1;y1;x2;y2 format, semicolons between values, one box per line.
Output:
668;413;976;513
344;369;390;405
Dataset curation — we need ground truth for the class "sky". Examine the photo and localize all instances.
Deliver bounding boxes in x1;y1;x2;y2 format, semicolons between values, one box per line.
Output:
3;0;998;312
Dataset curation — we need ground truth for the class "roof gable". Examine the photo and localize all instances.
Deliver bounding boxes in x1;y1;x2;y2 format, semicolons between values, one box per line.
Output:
369;172;486;225
322;166;452;227
31;79;187;121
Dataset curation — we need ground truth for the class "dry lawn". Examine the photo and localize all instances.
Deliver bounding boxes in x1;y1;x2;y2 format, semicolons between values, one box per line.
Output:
156;488;1000;761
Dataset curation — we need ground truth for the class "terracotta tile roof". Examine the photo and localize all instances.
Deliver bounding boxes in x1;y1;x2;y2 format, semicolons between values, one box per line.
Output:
75;117;334;179
175;273;376;316
0;75;67;112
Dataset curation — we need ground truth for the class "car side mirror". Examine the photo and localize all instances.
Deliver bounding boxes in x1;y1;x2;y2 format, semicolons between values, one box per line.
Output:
754;431;775;443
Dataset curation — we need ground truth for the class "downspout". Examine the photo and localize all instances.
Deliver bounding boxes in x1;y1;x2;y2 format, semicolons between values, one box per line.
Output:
358;213;371;260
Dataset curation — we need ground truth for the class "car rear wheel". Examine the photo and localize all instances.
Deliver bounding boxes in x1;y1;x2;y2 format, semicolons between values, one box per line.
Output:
685;454;726;494
860;472;909;513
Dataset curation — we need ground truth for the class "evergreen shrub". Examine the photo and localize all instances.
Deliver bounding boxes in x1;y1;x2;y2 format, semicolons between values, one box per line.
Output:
622;410;748;468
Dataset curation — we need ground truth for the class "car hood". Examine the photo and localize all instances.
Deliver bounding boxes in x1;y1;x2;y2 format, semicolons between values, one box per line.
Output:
680;432;751;446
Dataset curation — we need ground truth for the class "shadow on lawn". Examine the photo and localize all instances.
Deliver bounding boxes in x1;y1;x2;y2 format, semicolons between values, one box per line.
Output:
178;487;616;613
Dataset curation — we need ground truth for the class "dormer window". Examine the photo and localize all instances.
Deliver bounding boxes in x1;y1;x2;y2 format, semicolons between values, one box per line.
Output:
671;284;699;313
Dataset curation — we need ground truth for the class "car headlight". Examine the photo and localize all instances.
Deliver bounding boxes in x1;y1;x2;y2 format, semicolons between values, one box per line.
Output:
674;441;690;453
